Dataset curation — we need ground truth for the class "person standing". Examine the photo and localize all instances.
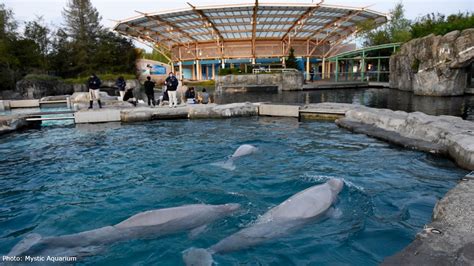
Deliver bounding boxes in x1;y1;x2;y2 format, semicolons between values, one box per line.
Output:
310;67;315;82
164;72;179;108
88;73;102;109
116;76;126;100
144;76;156;107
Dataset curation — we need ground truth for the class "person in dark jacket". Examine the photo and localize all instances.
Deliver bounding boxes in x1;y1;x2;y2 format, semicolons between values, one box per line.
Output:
185;87;196;104
144;76;156;106
123;87;137;106
87;74;102;109
116;76;126;100
164;72;179;108
310;67;315;82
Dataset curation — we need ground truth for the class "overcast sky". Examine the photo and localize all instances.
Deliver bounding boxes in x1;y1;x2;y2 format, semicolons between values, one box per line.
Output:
3;0;473;50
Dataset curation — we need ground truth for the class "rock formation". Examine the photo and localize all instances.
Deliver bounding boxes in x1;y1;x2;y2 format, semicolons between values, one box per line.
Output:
390;29;474;96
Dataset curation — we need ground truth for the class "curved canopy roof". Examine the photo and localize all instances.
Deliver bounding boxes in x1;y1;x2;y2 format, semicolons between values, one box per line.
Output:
114;1;387;47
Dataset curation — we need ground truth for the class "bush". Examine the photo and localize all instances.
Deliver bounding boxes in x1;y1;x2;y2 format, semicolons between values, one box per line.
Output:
23;74;62;81
63;73;136;84
218;68;240;75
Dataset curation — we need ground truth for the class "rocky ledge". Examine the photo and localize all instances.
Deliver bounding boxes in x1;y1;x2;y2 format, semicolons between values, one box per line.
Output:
330;104;474;171
120;102;259;122
382;178;474;266
0;115;40;135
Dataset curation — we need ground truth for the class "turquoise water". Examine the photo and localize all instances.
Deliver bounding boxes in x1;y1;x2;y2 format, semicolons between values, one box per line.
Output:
0;118;467;265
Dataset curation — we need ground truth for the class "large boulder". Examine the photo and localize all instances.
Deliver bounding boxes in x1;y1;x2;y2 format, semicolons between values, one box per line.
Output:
390;29;474;96
11;79;75;100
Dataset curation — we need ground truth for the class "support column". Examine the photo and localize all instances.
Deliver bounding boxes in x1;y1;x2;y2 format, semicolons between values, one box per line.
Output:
335;57;339;82
212;63;215;79
196;60;201;81
348;59;354;81
377;58;381;82
328;62;331;80
205;65;209;80
192;63;196;80
361;50;365;81
178;61;183;81
322;57;326;80
221;59;225;69
306;57;310;81
282;57;286;68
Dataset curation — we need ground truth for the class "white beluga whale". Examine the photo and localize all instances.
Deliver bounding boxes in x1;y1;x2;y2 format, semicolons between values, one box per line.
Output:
183;179;344;266
212;144;258;170
8;203;240;258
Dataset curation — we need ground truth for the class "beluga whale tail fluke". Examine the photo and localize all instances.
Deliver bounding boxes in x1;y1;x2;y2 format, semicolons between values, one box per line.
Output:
212;144;258;171
183;179;344;266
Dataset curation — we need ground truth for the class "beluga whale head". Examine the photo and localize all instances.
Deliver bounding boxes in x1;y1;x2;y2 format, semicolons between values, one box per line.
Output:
327;178;344;194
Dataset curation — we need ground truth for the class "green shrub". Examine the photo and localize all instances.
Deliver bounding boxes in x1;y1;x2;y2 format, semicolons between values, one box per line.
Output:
218;68;240;75
63;73;136;84
412;58;420;72
23;74;62;81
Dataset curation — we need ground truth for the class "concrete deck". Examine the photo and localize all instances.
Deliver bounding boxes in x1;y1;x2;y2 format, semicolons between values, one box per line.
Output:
302;81;369;90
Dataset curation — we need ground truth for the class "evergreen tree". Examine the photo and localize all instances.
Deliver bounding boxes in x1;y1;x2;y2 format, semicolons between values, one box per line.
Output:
62;0;102;75
62;0;102;42
286;47;298;69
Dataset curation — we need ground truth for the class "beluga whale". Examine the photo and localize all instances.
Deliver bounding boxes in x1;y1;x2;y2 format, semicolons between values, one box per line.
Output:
212;144;258;170
8;203;240;259
183;179;344;266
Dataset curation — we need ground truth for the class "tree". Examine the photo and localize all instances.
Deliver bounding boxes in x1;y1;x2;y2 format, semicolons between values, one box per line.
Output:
286;47;298;69
62;0;102;75
0;3;17;40
24;17;50;69
358;2;411;46
62;0;102;42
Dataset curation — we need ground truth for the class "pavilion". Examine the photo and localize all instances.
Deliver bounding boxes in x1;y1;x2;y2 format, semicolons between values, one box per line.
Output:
114;1;387;80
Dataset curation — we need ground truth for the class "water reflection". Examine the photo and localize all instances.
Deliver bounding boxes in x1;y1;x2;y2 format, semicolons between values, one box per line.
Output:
214;88;474;120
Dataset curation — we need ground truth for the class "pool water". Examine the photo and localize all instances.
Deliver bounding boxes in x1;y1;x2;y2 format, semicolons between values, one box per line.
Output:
0;118;467;265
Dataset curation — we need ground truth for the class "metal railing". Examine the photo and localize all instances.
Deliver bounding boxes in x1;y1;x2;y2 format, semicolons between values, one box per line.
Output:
252;68;299;74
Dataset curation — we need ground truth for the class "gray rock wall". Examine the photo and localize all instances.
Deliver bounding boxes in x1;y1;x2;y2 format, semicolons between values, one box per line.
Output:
1;79;141;100
216;71;304;92
390;29;474;96
337;105;474;170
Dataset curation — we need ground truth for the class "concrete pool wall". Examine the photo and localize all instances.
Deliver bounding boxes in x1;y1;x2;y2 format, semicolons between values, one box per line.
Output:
0;102;473;265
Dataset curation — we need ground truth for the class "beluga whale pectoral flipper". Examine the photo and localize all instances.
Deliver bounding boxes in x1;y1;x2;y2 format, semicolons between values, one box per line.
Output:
212;144;258;170
183;179;344;266
7;203;241;259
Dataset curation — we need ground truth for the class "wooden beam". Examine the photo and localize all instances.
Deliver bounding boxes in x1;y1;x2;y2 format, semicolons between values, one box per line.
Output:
251;0;258;60
323;29;359;58
187;2;224;41
134;10;198;43
306;8;365;41
281;0;323;41
123;23;180;46
170;13;348;24
117;31;172;64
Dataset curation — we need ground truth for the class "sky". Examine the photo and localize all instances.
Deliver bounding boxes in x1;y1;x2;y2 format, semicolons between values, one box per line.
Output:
3;0;473;50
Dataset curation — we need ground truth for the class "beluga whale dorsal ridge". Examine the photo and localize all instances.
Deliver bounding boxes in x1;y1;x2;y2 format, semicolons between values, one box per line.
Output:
183;179;344;266
212;144;258;171
8;203;241;259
